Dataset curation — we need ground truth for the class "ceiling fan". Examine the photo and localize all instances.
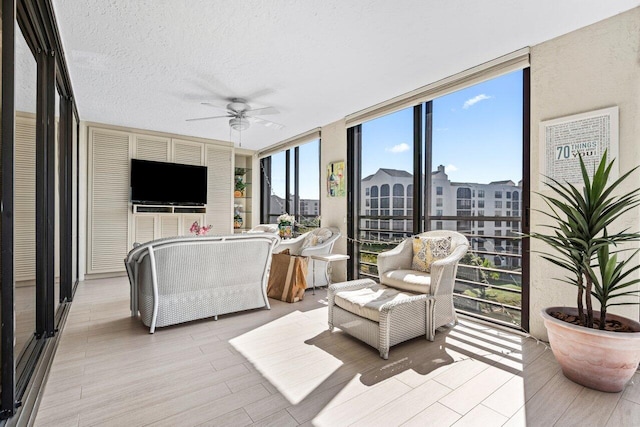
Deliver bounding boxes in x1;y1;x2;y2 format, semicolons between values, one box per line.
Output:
186;98;284;131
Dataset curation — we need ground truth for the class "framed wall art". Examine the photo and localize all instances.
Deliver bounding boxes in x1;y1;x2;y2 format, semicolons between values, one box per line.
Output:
327;161;346;197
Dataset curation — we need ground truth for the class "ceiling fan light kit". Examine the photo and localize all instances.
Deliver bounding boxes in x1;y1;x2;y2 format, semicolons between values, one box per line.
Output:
229;117;250;131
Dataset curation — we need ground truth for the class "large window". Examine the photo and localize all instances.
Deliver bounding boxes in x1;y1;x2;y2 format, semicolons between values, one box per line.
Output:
349;70;528;330
261;139;320;232
358;107;414;278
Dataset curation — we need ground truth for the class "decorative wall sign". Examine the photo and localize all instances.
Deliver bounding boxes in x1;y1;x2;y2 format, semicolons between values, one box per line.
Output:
539;106;618;185
327;161;346;197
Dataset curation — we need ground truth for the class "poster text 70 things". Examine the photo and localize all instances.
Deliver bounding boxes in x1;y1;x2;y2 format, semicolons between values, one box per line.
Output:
540;106;618;186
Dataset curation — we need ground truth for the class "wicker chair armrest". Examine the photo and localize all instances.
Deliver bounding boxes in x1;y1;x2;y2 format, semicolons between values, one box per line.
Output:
300;245;329;257
429;244;468;295
377;239;413;275
275;237;305;255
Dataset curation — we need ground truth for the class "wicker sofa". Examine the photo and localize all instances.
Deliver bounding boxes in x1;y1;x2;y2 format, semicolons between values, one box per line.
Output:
125;233;280;333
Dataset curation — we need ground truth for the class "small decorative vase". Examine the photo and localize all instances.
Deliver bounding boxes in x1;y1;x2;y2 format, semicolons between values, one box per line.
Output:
279;224;292;239
234;216;243;229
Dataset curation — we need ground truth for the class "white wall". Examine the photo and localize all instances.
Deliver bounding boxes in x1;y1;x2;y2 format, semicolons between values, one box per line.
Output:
529;7;640;338
320;119;348;282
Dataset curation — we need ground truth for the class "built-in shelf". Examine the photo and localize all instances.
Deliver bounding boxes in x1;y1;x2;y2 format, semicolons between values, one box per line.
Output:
133;204;206;214
234;153;254;232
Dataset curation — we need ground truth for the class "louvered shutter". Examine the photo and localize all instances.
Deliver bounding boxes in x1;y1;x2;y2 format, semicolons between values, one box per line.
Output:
134;135;170;162
172;139;204;165
160;215;179;238
15;117;36;281
89;128;130;273
134;216;155;245
205;145;233;233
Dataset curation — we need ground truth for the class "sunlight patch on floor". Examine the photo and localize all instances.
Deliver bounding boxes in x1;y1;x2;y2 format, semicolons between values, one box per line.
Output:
230;308;342;405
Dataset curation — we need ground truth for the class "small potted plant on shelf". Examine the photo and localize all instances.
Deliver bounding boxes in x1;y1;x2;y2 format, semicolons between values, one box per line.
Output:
234;180;246;198
234;168;247;198
531;151;640;392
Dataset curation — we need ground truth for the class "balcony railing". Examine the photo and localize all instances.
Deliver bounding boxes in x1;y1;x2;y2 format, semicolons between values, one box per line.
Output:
357;215;524;328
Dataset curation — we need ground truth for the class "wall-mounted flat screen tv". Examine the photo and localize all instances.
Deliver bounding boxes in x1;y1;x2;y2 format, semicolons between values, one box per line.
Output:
131;159;207;206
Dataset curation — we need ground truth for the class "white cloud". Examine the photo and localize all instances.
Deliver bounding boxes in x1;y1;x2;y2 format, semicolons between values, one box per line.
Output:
446;164;459;172
386;143;410;153
463;94;491;109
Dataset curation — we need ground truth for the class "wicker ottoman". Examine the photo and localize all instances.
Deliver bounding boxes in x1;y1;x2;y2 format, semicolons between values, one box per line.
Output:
328;278;435;359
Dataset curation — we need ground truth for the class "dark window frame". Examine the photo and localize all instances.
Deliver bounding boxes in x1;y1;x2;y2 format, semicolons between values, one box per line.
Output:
347;70;530;332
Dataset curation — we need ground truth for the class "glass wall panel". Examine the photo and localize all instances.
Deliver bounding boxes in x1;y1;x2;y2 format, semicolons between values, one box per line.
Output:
431;70;523;327
72;116;78;284
359;107;413;278
267;151;286;223
263;140;321;232
289;150;296;218
54;87;61;312
297;139;320;231
14;20;38;359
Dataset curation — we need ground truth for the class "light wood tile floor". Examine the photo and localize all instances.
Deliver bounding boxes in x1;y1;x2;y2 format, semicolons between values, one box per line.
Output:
34;277;640;427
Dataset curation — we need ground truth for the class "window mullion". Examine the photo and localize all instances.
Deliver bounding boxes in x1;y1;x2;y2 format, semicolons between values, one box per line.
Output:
423;101;433;232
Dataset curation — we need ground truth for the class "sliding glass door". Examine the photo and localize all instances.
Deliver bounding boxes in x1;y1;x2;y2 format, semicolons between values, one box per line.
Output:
1;0;80;419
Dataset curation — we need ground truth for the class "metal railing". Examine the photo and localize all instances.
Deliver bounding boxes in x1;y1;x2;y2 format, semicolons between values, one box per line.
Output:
356;217;524;328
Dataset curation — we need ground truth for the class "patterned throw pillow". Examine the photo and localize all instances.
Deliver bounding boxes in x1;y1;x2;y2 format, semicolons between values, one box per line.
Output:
301;228;333;249
412;236;452;273
301;234;319;249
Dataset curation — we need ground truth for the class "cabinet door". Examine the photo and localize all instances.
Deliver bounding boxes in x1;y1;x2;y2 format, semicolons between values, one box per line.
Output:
134;216;156;245
134;134;170;162
88;128;131;273
206;145;233;234
172;139;204;165
159;215;180;238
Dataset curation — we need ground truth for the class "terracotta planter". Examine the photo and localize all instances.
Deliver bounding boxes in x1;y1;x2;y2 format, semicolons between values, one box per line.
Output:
541;306;640;392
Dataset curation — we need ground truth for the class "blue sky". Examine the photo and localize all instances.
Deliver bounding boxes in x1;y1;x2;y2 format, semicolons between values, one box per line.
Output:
272;70;523;202
362;70;523;184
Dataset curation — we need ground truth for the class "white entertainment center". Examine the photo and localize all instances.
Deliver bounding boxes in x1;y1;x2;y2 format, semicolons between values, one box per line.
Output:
87;124;257;277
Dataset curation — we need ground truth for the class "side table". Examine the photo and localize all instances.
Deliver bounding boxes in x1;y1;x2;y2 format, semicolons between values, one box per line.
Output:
309;253;350;294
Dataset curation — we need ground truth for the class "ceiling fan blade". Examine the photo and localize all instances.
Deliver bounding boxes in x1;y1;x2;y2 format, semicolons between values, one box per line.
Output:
200;102;230;112
245;106;279;116
248;116;285;130
185;114;231;122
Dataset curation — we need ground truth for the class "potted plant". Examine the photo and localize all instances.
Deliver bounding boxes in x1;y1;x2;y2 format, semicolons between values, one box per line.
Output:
234;167;247;197
234;179;246;197
531;151;640;392
277;213;295;239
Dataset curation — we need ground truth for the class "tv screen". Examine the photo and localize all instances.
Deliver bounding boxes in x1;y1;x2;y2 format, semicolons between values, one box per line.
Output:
131;159;207;206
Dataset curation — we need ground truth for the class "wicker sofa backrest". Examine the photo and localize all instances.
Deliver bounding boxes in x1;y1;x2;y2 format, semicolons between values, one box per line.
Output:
125;234;280;332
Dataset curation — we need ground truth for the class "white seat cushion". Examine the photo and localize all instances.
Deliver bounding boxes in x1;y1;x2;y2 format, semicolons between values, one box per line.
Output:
380;269;432;294
334;283;416;323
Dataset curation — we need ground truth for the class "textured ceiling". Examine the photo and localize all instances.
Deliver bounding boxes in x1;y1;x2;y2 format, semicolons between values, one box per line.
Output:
51;0;640;150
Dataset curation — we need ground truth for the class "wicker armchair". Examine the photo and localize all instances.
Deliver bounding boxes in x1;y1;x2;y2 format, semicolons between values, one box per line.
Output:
275;227;341;288
377;230;469;331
